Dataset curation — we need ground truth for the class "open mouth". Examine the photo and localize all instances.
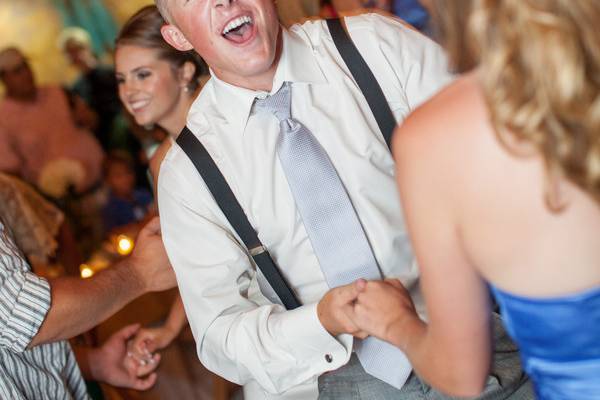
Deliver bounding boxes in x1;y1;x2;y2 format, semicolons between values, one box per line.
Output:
222;15;254;44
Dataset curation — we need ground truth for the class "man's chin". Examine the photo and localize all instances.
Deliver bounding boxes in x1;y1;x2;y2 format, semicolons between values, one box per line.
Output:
239;51;277;75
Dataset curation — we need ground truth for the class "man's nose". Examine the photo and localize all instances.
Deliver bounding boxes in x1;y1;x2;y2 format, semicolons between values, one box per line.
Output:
215;0;232;8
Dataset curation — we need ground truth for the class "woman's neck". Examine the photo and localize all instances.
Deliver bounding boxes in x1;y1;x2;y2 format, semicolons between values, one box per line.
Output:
158;90;198;138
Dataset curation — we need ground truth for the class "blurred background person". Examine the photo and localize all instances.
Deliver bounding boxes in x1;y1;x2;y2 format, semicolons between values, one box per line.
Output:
102;152;153;234
0;46;106;257
59;27;154;193
0;47;104;195
351;1;600;399
59;27;123;151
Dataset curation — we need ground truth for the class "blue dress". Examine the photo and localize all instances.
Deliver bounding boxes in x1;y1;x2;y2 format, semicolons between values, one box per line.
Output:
490;284;600;399
392;0;430;33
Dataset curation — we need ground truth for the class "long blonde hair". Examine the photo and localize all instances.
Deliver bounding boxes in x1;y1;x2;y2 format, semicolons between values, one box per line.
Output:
433;0;600;207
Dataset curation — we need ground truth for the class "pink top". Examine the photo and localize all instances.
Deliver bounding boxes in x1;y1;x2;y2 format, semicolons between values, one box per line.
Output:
0;86;104;192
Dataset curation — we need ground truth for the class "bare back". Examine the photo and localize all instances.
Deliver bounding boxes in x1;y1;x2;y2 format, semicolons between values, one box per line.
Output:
397;73;600;298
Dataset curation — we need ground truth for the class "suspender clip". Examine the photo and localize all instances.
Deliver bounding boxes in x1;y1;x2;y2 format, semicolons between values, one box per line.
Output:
249;246;266;257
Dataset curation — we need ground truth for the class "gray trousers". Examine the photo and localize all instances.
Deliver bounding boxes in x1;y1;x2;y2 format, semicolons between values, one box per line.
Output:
318;314;533;400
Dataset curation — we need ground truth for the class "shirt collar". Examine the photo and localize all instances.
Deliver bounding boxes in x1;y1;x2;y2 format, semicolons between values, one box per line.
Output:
210;27;327;133
274;26;328;88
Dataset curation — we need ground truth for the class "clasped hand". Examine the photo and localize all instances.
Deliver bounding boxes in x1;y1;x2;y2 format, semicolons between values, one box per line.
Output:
126;324;178;367
88;324;161;391
317;278;417;344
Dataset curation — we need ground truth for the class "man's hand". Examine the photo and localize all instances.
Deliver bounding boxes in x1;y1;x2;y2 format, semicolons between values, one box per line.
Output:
88;324;161;391
129;217;177;293
317;283;367;338
353;279;418;346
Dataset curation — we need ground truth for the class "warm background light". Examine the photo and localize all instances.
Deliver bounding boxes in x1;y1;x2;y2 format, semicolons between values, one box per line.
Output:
116;235;134;256
79;264;94;279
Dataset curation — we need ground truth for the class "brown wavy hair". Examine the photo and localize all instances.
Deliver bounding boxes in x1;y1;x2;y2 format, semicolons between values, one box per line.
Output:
116;5;207;91
432;0;600;208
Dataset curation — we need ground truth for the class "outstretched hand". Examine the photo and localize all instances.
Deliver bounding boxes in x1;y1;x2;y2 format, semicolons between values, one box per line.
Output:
89;323;161;391
352;278;418;346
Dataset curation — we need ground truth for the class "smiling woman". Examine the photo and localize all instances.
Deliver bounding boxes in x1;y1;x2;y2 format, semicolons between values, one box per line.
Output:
113;6;208;390
115;6;206;137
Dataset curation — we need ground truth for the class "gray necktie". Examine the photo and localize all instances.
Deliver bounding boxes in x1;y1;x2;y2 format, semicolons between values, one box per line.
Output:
253;82;412;389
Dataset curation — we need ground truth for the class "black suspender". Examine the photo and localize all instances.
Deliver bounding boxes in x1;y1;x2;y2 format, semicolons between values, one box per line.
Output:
326;18;396;149
176;17;394;310
176;128;301;310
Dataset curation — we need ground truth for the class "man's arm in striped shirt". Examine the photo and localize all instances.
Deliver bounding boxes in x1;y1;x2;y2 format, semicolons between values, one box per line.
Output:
29;217;176;347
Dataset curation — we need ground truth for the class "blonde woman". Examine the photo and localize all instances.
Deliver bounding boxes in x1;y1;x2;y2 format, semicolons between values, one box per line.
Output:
351;1;600;399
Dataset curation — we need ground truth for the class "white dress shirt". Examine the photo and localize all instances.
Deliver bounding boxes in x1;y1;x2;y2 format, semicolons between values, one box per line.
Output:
158;13;452;400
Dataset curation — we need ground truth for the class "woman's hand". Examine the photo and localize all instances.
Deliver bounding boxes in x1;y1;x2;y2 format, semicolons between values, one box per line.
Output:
127;324;178;364
352;279;419;348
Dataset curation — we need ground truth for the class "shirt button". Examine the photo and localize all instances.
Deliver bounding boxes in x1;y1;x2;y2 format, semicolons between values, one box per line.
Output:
325;354;333;363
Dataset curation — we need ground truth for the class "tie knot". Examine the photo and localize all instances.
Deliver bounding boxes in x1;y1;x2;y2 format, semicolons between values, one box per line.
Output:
253;81;291;122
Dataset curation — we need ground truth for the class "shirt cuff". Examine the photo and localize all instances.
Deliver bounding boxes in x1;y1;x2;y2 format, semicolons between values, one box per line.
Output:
271;303;352;372
3;272;51;353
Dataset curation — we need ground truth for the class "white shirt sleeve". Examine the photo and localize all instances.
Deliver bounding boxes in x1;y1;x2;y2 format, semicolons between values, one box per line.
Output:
157;156;352;394
347;13;454;112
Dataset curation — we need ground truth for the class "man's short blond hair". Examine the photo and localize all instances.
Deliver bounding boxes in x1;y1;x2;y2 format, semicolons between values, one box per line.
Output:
154;0;173;23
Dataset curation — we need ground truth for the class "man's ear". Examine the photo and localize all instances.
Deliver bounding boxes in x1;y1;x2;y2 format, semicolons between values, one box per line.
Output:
161;24;194;51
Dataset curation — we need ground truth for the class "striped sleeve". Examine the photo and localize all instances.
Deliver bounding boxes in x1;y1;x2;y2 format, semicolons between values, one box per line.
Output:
0;222;51;353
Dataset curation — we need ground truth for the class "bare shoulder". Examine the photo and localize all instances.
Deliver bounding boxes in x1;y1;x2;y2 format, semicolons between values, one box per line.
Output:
393;74;489;164
396;74;485;145
149;140;173;182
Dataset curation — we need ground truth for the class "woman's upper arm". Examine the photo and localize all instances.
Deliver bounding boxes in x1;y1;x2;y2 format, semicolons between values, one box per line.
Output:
393;105;492;382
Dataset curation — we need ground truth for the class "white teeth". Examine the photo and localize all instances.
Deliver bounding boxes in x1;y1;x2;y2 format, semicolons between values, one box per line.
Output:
130;100;149;111
222;15;252;35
